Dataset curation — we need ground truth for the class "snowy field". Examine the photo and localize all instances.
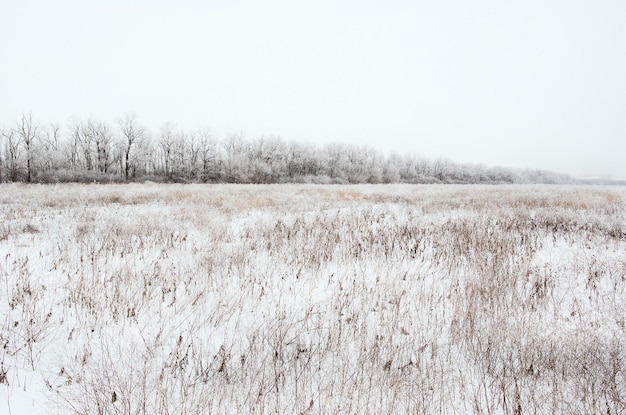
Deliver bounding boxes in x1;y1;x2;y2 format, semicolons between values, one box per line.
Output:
1;183;625;414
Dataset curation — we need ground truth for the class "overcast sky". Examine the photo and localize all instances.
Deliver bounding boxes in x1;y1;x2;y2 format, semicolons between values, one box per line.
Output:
1;0;625;179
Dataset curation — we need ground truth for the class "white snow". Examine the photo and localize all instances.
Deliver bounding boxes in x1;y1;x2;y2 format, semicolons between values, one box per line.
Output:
0;183;625;414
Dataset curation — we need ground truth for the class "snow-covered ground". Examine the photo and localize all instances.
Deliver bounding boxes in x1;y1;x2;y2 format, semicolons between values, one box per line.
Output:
1;183;625;414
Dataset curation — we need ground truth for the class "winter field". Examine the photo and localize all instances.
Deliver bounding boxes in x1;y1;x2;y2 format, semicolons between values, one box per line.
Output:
1;183;625;414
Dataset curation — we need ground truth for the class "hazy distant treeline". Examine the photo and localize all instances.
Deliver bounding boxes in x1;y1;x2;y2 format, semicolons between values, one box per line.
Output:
0;113;572;185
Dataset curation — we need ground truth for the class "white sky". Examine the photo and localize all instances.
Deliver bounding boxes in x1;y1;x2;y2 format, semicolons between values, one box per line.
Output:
1;0;625;179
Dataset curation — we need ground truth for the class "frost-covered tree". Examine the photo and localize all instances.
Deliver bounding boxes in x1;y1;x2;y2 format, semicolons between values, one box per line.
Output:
118;113;146;179
88;119;116;173
196;128;221;182
184;130;201;180
158;122;178;178
16;113;40;182
39;122;65;172
68;119;94;171
247;136;288;183
0;113;575;184
222;131;248;182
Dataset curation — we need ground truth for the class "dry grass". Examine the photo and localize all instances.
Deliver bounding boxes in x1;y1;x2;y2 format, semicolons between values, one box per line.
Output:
0;183;625;414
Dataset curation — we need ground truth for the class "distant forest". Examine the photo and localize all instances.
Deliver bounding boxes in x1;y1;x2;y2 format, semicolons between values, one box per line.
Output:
0;113;573;185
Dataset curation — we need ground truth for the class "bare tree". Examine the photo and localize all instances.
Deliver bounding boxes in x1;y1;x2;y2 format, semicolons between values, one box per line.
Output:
0;113;575;184
185;130;201;180
16;113;40;182
222;132;248;182
173;128;188;179
68;119;94;171
0;126;4;182
2;128;22;181
118;113;145;179
65;119;80;171
248;136;288;183
196;128;220;181
158;122;177;178
40;122;64;172
87;119;115;173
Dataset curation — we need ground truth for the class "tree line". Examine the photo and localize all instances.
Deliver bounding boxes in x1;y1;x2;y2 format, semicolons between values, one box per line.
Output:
0;113;572;185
